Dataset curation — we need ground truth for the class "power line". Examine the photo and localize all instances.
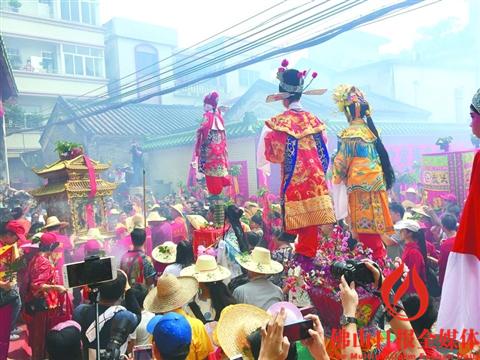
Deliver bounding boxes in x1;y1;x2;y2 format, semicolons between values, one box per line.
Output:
71;0;330;108
7;0;426;137
75;0;358;109
67;0;290;100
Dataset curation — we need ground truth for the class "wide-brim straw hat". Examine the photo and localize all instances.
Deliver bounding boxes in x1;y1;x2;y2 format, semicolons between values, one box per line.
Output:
186;214;208;230
147;211;166;223
152;241;177;264
411;207;431;218
216;304;271;359
79;227;107;241
43;216;68;230
149;204;161;211
180;255;231;282
170;204;184;216
144;274;198;314
235;247;283;275
401;200;417;209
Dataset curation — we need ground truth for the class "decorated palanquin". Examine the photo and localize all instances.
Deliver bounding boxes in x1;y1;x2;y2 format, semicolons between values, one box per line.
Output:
284;226;391;359
421;150;476;207
31;155;117;238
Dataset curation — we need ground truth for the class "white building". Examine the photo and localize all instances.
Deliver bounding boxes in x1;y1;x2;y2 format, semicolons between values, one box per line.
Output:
0;0;108;187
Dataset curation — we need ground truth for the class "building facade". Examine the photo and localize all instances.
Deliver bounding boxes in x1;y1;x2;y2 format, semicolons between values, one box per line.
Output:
0;0;108;187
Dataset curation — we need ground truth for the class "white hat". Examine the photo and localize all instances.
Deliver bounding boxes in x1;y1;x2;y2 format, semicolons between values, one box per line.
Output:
394;219;421;232
43;216;68;230
79;228;108;241
405;187;417;194
235;247;283;275
147;212;166;223
152;241;177;264
180;255;231;282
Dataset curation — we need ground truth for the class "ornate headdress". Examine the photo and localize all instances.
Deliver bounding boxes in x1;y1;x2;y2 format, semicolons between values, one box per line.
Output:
266;58;326;103
472;88;480;113
333;84;370;119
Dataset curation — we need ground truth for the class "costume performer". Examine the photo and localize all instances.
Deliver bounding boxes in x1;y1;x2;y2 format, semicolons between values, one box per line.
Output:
332;85;395;261
437;89;480;345
194;91;231;227
261;60;335;258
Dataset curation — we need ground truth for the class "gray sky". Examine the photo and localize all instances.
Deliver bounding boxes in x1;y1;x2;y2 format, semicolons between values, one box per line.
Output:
99;0;469;53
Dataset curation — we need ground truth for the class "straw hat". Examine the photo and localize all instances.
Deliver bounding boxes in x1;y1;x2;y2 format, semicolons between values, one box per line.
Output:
149;204;161;211
127;214;145;231
79;228;107;241
216;304;271;359
180;255;231;282
43;216;68;230
152;241;177;264
401;200;417;209
186;214;208;230
235;247;283;275
411;207;431;218
170;204;184;216
144;273;198;314
147;212;166;223
405;187;417;194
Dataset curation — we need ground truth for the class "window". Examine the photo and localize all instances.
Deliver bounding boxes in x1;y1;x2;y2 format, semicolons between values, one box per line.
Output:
41;51;56;73
61;0;97;25
6;47;22;70
63;45;104;77
135;45;159;99
239;69;260;87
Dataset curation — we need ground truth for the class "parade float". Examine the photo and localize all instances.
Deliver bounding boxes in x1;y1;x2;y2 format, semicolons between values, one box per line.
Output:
30;142;117;239
284;226;398;359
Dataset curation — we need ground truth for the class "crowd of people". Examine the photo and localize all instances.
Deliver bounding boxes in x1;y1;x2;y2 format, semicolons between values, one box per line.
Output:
0;181;476;359
0;76;479;360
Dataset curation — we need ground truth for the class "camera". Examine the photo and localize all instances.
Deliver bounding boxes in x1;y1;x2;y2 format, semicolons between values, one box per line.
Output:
331;259;375;286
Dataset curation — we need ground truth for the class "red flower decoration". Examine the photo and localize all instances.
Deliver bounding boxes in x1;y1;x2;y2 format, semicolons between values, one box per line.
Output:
302;70;307;77
281;59;289;67
297;72;303;79
312;72;318;79
278;67;286;73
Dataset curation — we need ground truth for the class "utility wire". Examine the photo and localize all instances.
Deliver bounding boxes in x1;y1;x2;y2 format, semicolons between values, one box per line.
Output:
76;0;359;109
7;0;426;136
71;0;332;108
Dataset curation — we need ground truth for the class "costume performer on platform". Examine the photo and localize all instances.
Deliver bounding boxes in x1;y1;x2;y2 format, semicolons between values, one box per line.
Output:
261;60;336;258
194;91;231;227
332;85;395;261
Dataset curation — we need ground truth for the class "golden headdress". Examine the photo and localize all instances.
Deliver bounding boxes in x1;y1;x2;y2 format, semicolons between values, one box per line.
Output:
332;85;370;117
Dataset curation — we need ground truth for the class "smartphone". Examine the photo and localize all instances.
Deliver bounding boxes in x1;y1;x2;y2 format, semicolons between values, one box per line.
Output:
133;345;153;360
283;319;313;342
63;256;116;288
300;306;317;317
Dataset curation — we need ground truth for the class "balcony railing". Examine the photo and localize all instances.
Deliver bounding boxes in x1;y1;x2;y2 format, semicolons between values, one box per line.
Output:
1;0;54;19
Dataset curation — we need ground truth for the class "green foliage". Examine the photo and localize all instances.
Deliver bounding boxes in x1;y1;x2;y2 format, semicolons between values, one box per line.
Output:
4;103;24;130
54;140;83;155
228;164;242;177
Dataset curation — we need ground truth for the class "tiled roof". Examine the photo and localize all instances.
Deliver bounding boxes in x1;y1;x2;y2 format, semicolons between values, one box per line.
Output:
33;155;110;177
144;118;469;151
48;97;203;137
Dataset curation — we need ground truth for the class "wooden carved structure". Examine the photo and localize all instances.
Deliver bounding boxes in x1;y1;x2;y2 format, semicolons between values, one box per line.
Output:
31;155;117;236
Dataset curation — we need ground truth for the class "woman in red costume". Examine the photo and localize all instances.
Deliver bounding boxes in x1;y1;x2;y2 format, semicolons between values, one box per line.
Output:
262;60;336;259
194;91;230;227
25;233;71;360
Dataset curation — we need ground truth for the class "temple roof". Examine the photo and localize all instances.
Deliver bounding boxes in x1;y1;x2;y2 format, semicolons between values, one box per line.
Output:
33;155;110;177
31;179;117;197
